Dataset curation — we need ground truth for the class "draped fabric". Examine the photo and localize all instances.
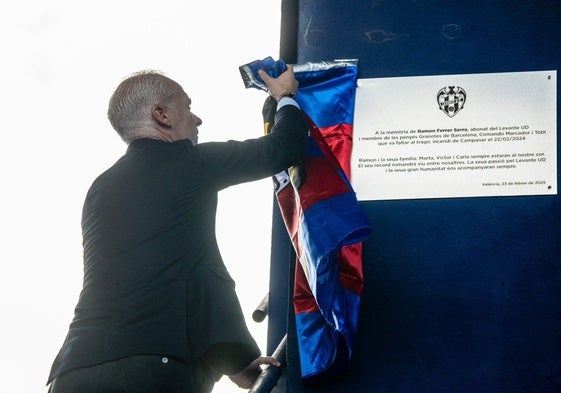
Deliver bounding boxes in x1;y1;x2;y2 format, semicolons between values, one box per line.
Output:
242;58;372;381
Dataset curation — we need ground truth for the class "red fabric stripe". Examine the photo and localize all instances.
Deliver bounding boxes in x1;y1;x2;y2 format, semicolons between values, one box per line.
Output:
296;157;350;211
276;185;299;239
293;258;320;313
337;243;364;296
316;123;354;179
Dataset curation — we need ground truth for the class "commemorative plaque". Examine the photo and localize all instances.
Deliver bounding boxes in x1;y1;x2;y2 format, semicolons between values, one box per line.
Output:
351;71;557;201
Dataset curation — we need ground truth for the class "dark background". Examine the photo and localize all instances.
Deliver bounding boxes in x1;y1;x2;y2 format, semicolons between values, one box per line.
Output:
267;1;561;392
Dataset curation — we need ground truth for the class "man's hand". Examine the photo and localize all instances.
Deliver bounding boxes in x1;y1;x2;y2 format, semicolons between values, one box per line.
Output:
228;356;281;389
258;65;299;102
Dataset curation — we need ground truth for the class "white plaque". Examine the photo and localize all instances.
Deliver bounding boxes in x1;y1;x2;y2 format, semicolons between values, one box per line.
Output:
351;70;557;201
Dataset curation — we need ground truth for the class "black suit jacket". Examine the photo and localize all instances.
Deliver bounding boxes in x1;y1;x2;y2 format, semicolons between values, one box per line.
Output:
48;104;308;383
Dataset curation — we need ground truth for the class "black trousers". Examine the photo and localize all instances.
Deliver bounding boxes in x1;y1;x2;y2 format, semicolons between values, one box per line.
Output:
47;355;220;393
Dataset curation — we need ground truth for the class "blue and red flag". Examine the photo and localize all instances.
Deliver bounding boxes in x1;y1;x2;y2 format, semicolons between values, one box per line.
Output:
241;58;372;381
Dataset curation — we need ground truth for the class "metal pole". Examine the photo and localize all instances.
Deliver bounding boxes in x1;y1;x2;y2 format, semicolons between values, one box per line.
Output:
252;293;269;323
248;335;287;393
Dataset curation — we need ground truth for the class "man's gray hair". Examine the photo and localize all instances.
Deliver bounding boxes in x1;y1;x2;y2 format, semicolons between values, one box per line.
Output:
107;70;179;143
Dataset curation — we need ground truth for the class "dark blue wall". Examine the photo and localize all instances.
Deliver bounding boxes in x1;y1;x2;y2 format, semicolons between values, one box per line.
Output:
268;1;561;392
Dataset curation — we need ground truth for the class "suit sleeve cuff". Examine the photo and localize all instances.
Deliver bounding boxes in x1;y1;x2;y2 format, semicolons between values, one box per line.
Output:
277;97;300;110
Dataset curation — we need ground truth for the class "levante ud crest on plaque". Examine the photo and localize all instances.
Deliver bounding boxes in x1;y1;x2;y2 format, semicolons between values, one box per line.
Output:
437;86;466;117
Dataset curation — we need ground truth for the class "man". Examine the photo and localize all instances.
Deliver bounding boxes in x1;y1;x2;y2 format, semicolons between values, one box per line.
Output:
47;66;307;392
